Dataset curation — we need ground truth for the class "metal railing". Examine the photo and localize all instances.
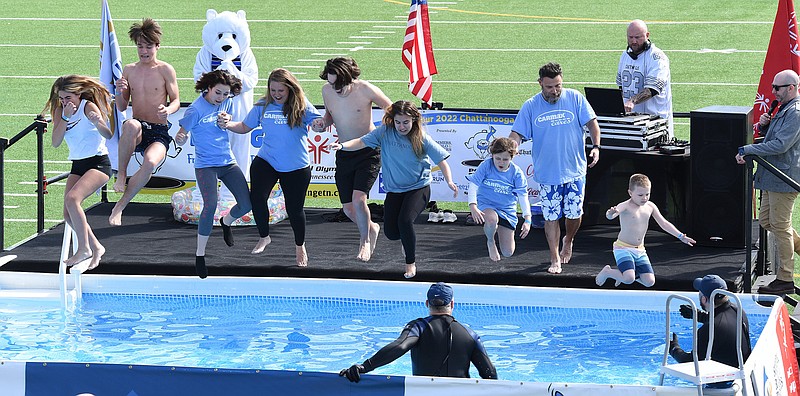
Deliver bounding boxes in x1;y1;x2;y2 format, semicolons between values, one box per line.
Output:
0;116;48;252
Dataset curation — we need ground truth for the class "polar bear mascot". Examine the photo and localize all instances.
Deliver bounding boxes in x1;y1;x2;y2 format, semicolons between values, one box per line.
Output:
194;9;258;200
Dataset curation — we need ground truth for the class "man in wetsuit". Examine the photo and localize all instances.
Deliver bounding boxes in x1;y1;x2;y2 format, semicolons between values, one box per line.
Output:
670;275;751;375
339;282;497;382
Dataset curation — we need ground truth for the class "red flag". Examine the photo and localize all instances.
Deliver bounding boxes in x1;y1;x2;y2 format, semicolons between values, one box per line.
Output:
753;0;800;136
402;0;438;105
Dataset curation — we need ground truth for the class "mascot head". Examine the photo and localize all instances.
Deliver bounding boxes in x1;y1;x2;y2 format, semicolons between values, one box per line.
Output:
201;9;251;62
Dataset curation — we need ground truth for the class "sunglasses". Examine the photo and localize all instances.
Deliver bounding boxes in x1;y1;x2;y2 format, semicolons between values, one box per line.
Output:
772;84;794;90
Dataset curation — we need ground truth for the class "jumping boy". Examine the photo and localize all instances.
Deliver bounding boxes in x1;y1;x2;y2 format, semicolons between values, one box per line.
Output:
109;18;180;226
596;174;695;287
313;57;392;262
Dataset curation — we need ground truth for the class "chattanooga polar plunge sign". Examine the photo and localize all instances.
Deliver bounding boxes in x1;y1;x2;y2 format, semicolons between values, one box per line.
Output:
122;107;540;204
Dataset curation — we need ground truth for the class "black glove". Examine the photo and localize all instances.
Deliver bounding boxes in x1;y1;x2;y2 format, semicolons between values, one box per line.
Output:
679;304;708;323
339;364;366;383
669;332;679;353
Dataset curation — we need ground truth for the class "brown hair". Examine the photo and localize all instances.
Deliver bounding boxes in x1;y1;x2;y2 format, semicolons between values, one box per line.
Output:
195;70;243;96
629;173;651;190
129;18;162;45
44;75;111;120
319;57;361;91
261;68;307;129
489;137;517;157
383;101;425;157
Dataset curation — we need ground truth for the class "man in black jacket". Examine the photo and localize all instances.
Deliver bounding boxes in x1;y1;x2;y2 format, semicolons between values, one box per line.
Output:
670;275;751;375
340;282;497;382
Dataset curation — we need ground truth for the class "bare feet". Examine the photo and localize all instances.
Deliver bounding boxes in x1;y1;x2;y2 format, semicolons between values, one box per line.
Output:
112;177;126;193
404;263;417;279
87;244;105;270
109;205;123;226
547;261;562;274
65;249;92;266
487;239;501;262
357;240;372;262
369;222;380;255
296;244;308;267
595;265;613;286
559;236;573;264
251;236;272;254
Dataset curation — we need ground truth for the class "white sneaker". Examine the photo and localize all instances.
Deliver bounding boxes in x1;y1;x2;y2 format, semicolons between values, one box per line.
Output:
441;210;457;223
427;211;443;222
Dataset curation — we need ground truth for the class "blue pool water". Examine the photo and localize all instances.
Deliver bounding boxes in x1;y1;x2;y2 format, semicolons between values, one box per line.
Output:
0;293;770;385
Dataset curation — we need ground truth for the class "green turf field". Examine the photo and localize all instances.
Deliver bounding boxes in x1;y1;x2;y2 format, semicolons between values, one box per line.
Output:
0;0;788;262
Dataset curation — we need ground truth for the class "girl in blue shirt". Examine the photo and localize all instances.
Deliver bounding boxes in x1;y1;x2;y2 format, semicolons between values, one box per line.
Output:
333;101;458;278
175;70;252;279
222;68;323;267
466;137;531;262
45;75;113;271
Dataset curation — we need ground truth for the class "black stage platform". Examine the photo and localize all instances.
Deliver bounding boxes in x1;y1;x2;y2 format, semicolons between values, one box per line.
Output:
1;202;751;291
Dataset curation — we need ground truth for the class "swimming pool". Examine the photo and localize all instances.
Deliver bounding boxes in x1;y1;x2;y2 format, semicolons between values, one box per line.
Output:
0;273;791;396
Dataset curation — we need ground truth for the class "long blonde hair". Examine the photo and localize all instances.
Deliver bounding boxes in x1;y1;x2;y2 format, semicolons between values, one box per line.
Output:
259;68;307;129
383;100;425;157
44;75;111;120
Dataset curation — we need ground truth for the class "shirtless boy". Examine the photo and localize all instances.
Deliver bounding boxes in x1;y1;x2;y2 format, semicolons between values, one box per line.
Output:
313;57;392;262
109;18;180;226
596;174;695;287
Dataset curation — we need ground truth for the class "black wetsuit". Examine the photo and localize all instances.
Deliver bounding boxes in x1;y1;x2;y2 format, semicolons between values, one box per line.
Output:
361;314;497;379
670;301;751;368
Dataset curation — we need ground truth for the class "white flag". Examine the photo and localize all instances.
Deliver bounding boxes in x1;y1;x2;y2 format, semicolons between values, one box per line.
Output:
99;0;125;170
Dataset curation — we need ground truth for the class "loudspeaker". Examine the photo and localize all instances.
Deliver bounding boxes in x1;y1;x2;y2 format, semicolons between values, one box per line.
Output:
689;106;752;247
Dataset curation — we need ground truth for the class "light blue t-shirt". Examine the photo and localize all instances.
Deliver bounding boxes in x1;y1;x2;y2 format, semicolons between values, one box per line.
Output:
466;157;528;228
360;125;449;193
179;94;235;169
511;88;596;185
243;99;322;172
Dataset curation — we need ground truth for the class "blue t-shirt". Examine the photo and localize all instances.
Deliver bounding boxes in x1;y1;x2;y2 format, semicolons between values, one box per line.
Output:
179;94;235;169
466;157;528;228
243;99;322;172
360;125;449;193
511;88;596;185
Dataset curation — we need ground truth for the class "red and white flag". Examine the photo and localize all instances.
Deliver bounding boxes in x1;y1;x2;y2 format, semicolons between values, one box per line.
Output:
402;0;438;105
753;0;800;136
100;0;125;170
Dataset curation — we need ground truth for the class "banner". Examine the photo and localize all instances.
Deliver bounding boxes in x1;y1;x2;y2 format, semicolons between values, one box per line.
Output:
99;0;126;170
752;0;800;136
134;108;540;204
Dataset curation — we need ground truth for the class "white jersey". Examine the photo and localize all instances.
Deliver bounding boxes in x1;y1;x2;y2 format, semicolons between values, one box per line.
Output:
63;99;108;160
616;42;673;138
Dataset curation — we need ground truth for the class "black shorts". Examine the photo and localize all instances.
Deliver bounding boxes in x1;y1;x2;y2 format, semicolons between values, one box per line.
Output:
129;119;173;153
70;154;112;177
335;147;380;204
498;217;514;231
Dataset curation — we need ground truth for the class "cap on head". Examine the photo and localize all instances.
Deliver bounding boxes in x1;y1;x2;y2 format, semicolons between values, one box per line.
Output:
693;274;727;298
427;282;453;306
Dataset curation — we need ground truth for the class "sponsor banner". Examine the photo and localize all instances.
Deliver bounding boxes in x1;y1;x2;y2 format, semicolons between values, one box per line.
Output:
404;376;656;396
0;360;25;396
129;108;539;204
747;299;799;396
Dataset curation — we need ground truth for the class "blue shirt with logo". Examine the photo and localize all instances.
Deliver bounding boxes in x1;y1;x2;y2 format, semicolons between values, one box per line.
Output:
243;99;322;172
179;94;235;169
360;125;449;193
466;157;528;228
511;88;596;185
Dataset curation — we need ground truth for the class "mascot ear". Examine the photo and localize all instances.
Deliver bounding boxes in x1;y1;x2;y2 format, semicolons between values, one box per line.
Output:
206;9;217;22
237;10;246;19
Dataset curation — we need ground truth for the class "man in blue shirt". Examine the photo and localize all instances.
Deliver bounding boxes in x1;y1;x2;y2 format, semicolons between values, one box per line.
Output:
509;62;601;275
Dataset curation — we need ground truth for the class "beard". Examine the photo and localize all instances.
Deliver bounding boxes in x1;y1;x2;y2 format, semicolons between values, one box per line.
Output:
542;90;561;104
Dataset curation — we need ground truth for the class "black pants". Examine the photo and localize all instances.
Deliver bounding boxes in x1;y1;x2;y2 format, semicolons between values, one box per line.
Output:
383;185;430;264
250;156;310;246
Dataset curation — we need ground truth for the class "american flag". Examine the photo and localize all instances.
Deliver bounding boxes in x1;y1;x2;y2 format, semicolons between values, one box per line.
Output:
402;0;438;105
99;0;125;170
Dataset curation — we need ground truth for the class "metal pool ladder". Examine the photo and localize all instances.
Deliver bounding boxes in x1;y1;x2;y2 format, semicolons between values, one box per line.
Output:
57;222;89;308
659;291;747;396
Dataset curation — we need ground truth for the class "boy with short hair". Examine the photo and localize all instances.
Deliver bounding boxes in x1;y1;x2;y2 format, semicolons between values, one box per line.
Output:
109;18;180;226
596;173;695;287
